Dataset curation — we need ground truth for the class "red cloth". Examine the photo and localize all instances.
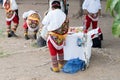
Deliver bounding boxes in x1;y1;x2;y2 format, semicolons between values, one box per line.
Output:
22;21;28;29
98;27;102;33
47;40;63;56
6;14;19;26
85;15;98;30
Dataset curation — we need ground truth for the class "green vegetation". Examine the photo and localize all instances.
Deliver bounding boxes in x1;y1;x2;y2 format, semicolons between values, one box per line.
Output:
106;0;120;37
31;42;39;48
0;29;3;36
0;51;10;57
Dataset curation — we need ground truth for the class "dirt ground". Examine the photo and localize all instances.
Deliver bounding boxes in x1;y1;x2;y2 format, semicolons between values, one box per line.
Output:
0;0;120;80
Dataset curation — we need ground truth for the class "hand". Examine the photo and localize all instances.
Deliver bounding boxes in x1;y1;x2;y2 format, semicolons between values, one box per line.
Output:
83;29;88;33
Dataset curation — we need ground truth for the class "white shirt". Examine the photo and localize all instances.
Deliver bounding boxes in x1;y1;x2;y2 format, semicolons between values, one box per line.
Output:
42;9;66;31
3;0;18;10
82;0;101;13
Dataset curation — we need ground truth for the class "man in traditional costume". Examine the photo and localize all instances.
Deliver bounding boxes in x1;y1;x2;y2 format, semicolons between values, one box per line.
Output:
22;10;41;40
41;1;68;72
3;0;19;37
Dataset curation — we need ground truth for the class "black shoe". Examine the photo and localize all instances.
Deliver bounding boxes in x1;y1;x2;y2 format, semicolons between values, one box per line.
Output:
7;33;12;38
25;35;30;40
11;31;18;37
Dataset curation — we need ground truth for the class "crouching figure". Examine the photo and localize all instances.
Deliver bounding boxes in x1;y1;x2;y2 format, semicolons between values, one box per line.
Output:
22;10;41;40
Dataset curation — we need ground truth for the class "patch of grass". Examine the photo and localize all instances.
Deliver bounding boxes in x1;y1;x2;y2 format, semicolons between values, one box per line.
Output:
0;30;3;35
0;51;10;57
31;42;39;48
0;28;5;37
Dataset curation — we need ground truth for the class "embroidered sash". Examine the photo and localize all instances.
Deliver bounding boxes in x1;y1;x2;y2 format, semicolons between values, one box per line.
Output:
4;0;15;20
49;20;69;46
6;10;15;19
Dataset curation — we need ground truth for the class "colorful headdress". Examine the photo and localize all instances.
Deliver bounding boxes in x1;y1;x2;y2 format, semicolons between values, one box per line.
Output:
27;13;40;22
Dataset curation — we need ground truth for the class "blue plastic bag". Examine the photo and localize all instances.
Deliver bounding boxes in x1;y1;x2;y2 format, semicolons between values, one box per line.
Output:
62;58;85;74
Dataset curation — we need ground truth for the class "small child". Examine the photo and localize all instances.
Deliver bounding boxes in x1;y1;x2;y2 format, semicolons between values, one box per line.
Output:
82;0;101;32
41;1;68;72
22;10;41;40
3;0;19;37
82;0;103;48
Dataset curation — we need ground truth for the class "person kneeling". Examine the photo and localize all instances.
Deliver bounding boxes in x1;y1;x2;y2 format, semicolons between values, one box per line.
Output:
22;10;41;40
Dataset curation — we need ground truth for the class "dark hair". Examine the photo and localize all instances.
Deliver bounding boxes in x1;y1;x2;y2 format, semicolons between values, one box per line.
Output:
52;1;61;9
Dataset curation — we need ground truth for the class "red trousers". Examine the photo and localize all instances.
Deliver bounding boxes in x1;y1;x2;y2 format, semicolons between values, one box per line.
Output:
6;14;19;26
85;15;98;30
47;40;63;56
